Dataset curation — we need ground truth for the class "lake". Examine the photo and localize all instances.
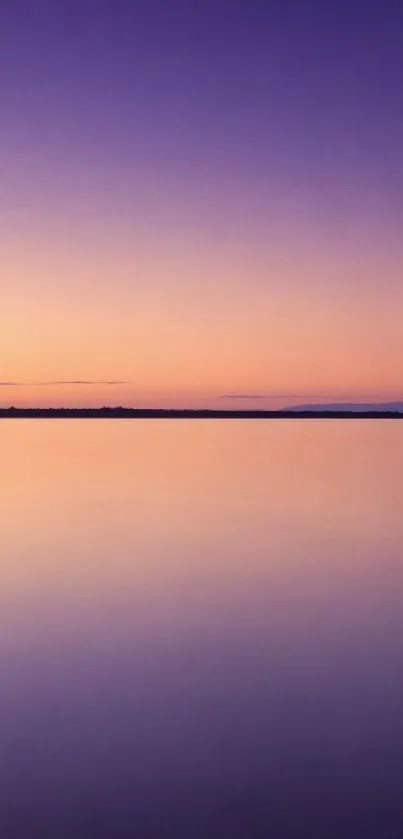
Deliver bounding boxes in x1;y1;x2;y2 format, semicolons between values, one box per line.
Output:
1;420;402;838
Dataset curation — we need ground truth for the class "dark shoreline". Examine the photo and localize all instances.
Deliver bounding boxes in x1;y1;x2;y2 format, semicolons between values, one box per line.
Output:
1;408;403;420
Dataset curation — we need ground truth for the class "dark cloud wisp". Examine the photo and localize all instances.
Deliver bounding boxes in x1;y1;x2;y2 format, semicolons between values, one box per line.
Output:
0;380;126;386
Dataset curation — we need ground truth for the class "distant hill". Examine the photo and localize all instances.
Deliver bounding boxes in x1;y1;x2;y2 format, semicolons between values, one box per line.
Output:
290;401;403;413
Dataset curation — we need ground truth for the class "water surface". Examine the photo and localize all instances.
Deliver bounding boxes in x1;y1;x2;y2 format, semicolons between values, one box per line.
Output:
1;420;402;838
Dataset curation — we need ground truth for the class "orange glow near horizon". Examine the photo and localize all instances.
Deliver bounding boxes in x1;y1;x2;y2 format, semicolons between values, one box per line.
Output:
2;216;403;409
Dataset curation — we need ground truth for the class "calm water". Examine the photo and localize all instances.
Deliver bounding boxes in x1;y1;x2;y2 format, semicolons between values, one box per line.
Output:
1;420;403;838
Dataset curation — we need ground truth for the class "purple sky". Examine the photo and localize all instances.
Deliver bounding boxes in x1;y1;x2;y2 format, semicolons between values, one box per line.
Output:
1;0;402;407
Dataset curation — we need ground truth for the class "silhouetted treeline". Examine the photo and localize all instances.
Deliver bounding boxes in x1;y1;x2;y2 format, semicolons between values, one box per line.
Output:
1;408;402;419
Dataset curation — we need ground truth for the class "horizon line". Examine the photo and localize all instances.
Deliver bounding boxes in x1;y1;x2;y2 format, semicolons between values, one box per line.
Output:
1;406;403;418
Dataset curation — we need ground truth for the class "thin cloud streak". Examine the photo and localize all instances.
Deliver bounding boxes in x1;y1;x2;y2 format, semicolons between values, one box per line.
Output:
0;380;126;387
222;392;403;401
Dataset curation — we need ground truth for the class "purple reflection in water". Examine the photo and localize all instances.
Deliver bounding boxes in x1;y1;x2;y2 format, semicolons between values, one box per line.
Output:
1;421;403;837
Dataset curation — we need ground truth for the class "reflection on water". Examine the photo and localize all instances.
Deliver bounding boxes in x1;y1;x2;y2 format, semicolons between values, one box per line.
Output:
1;420;403;838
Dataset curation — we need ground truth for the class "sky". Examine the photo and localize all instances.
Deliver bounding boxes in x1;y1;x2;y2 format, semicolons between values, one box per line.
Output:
1;0;402;408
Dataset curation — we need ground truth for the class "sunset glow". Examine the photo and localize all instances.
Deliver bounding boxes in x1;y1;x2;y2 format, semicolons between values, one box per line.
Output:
1;2;402;408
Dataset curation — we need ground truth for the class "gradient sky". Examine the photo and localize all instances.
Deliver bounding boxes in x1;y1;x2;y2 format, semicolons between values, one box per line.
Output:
1;0;402;408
